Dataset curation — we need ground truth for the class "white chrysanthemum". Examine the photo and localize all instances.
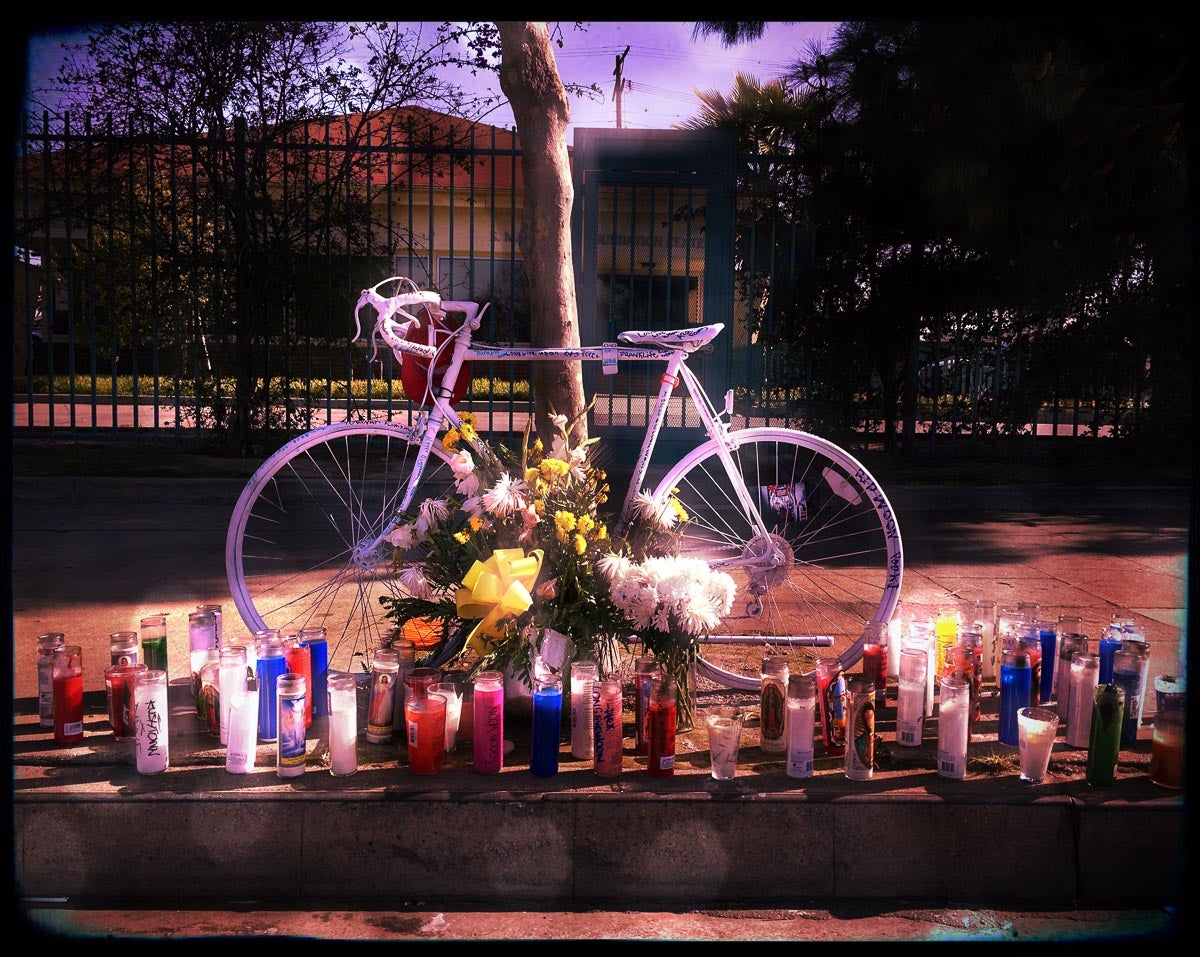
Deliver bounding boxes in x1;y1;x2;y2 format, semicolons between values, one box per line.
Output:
398;564;435;599
633;490;678;530
450;450;481;496
384;523;416;549
596;551;632;582
482;472;529;517
415;497;450;535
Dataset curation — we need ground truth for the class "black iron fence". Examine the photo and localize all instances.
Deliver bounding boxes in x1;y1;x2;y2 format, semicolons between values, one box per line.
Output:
12;110;1152;458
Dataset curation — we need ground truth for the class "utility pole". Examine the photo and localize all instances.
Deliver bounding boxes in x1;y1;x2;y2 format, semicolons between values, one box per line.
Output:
612;45;630;128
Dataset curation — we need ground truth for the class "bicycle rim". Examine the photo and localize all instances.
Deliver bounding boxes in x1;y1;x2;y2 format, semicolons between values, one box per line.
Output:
225;421;468;674
652;428;903;691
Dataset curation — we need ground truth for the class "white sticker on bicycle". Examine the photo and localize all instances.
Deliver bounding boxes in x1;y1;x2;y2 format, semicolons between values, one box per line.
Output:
602;344;618;375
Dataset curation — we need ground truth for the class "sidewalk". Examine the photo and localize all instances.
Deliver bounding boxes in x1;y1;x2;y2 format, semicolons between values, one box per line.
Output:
9;472;1193;940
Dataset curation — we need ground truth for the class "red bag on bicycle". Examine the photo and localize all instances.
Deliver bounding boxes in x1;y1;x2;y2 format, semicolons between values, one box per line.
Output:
399;304;471;407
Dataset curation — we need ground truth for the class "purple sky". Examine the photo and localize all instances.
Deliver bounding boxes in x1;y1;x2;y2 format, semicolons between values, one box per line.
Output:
23;21;837;143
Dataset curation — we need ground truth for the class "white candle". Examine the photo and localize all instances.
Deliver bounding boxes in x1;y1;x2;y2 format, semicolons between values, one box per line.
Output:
328;675;358;776
135;669;170;774
570;661;599;760
937;676;970;779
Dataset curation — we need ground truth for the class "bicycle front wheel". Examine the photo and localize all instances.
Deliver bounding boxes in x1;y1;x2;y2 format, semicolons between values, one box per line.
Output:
225;421;468;674
653;428;903;691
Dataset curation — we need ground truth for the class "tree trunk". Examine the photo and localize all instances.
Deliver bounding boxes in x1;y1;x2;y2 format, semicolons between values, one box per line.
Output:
496;21;588;445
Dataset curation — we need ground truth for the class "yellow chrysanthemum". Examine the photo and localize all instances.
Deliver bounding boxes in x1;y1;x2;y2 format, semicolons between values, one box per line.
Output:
554;510;576;534
469;516;484;532
533;500;545;516
459;410;476;428
453;530;470;544
596;524;607;540
442;428;461;451
540;458;570;480
672;500;689;523
532;438;543;453
524;467;539;483
577;514;595;535
459;421;478;444
574;533;587;555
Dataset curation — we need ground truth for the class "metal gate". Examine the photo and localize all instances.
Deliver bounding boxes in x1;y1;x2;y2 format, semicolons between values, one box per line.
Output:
571;128;737;465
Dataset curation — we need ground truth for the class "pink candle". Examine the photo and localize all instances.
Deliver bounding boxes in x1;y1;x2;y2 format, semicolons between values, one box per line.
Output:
593;678;623;778
472;671;504;774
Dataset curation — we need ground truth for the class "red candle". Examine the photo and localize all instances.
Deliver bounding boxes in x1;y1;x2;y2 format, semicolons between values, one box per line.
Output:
284;639;313;728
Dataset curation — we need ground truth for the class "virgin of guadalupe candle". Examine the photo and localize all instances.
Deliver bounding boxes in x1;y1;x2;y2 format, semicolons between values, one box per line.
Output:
530;676;563;776
52;645;84;745
646;676;678;777
472;670;505;774
845;676;875;781
276;673;307;778
134;668;170;774
592;678;623;778
760;656;789;754
189;610;218;701
815;657;847;756
785;673;818;779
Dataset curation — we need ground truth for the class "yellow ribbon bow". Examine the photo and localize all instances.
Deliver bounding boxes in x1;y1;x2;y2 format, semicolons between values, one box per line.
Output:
455;547;544;656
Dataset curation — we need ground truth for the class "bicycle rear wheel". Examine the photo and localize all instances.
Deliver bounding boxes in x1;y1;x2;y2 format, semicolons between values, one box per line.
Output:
225;421;469;675
653;428;903;691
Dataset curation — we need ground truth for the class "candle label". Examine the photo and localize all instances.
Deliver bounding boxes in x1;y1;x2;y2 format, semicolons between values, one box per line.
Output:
278;695;307;769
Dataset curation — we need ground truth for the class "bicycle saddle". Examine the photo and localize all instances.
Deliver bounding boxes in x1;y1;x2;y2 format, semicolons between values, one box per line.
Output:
617;323;724;352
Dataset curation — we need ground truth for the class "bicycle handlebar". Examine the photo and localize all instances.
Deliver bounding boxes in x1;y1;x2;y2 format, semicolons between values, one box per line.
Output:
352;277;487;364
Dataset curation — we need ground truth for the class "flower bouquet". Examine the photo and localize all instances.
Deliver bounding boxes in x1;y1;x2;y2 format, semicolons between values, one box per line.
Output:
599;542;736;731
378;407;640;692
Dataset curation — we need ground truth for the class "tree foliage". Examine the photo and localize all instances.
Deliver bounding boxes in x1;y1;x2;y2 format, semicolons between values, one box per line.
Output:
694;17;1190;460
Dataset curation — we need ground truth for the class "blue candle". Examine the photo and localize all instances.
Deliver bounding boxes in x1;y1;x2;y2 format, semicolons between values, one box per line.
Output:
1111;647;1144;747
1037;623;1056;704
302;635;329;718
998;650;1031;747
530;677;563;777
1098;633;1122;685
255;649;287;743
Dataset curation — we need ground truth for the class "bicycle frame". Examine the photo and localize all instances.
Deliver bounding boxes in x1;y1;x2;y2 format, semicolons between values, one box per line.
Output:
353;279;777;567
